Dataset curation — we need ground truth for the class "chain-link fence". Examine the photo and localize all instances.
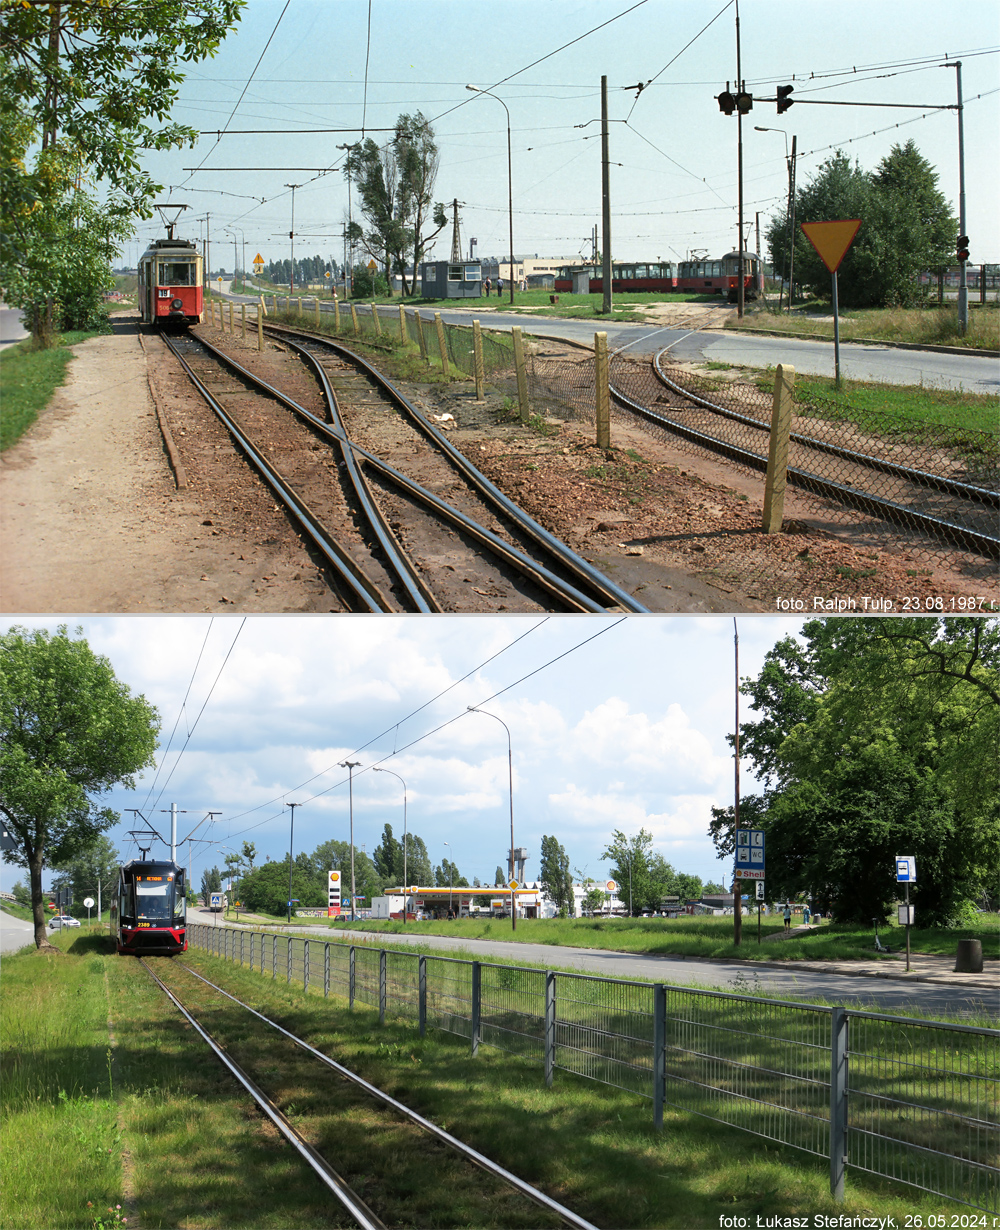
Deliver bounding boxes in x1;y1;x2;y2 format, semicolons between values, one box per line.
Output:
609;349;999;584
187;923;999;1212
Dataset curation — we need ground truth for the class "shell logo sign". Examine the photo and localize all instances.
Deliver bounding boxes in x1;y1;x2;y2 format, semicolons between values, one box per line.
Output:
606;880;618;892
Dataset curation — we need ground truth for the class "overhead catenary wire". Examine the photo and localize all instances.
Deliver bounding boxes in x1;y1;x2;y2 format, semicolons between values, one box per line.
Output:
218;618;628;843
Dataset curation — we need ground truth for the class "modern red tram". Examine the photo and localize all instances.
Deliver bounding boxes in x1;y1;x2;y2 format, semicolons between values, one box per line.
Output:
553;251;760;303
111;859;187;955
137;237;204;327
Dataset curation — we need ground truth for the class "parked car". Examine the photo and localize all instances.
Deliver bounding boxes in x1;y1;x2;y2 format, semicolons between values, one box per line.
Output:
48;915;81;929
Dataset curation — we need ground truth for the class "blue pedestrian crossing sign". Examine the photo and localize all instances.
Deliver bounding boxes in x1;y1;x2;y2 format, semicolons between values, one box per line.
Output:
735;829;765;879
895;856;916;883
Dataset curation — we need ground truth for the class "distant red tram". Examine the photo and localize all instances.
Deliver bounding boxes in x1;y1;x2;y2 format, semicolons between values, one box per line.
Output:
137;237;204;327
554;251;760;303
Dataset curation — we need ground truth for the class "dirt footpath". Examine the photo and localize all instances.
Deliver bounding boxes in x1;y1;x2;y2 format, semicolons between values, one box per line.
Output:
1;317;328;612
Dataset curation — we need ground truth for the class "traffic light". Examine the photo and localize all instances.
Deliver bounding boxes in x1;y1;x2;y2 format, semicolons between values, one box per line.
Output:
956;235;970;262
777;85;794;114
735;89;753;115
717;87;736;116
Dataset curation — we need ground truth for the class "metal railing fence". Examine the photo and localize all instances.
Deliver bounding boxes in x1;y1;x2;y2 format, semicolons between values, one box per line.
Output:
187;923;997;1212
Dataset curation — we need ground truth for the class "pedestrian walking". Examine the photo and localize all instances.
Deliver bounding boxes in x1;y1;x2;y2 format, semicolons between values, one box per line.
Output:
783;902;792;932
497;277;503;297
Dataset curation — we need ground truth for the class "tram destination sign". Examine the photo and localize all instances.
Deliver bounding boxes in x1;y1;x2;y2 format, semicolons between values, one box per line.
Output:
735;829;765;879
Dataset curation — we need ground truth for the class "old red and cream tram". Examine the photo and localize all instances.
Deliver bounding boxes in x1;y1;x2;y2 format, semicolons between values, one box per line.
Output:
137;237;204;327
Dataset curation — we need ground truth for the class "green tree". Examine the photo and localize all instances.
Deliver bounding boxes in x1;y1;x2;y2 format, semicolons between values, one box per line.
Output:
712;618;999;923
50;832;119;915
238;856;324;916
765;143;955;309
200;865;222;903
581;886;607;915
11;880;31;908
494;865;506;887
241;841;257;873
401;833;433;886
0;625;160;948
344;112;447;296
539;835;574;916
601;828;653;916
434;857;467;890
1;3;244;346
373;823;402;882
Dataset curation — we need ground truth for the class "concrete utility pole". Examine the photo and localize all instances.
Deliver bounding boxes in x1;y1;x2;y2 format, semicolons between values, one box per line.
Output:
285;802;301;924
340;761;361;921
601;75;612;316
944;61;968;334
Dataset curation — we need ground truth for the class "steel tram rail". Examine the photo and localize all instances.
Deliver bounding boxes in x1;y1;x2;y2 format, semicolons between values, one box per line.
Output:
138;958;386;1230
160;331;433;612
265;324;649;612
168;330;606;612
150;959;601;1230
605;350;1000;560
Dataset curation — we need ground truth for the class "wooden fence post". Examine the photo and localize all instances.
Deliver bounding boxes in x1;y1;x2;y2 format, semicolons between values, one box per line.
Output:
762;363;795;533
371;303;382;336
257;305;263;352
334;297;341;331
399;303;406;343
512;325;529;422
434;312;449;375
227;301;233;331
416;312;428;359
315;297;320;327
350;304;360;336
241;303;246;340
594;331;611;449
473;319;485;401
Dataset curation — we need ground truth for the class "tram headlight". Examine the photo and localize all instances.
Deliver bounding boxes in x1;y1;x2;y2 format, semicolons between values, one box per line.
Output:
171;297;183;310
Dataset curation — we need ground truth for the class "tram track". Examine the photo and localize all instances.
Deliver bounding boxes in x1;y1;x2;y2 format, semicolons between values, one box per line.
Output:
139;957;599;1230
607;349;999;561
160;327;647;612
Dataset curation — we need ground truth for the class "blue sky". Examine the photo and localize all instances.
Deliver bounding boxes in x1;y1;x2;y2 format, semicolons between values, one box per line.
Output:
2;614;812;895
124;0;1000;271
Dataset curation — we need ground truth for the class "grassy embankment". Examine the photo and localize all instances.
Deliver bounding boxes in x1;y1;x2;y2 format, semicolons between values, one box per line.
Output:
228;912;1000;964
0;314;123;452
2;927;983;1230
729;300;1000;351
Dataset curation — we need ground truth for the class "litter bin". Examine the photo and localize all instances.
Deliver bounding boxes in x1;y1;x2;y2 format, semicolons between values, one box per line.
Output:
954;938;983;973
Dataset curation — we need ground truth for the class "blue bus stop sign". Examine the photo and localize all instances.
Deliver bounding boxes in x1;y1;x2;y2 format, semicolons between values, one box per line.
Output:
895;856;916;883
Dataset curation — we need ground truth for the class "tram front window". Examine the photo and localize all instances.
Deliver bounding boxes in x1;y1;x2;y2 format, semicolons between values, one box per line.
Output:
158;262;197;285
135;881;173;920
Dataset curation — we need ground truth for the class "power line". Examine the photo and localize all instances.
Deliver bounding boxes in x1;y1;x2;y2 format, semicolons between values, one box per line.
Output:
221;618;627;842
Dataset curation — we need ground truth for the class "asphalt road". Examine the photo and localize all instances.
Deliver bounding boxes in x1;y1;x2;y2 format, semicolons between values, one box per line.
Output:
218;921;996;1020
0;305;29;348
0;911;36;953
225;289;999;395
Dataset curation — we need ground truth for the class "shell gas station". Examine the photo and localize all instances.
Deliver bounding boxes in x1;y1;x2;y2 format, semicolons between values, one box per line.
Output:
373;883;542;921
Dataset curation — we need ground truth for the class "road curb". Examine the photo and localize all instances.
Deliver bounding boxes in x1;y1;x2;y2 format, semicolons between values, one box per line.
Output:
722;325;1000;359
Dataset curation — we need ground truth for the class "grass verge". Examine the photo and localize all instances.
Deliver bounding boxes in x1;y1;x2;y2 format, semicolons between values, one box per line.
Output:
312;912;1000;963
176;945;987;1227
0;329;107;452
729;301;1000;351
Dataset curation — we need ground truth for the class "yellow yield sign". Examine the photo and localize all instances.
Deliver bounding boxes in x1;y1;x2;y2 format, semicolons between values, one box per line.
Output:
799;219;861;273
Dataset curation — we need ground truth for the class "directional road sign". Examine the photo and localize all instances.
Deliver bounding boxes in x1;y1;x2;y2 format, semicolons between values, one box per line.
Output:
735;829;765;878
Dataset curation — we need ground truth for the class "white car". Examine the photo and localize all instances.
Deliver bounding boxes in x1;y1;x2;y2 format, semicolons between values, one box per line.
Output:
48;915;81;929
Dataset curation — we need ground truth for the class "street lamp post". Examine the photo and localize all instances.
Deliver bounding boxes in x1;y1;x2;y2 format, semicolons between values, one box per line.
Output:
467;706;516;931
340;761;361;921
337;143;358;298
284;803;301;924
466;86;515;304
755;126;797;310
374;766;408;923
